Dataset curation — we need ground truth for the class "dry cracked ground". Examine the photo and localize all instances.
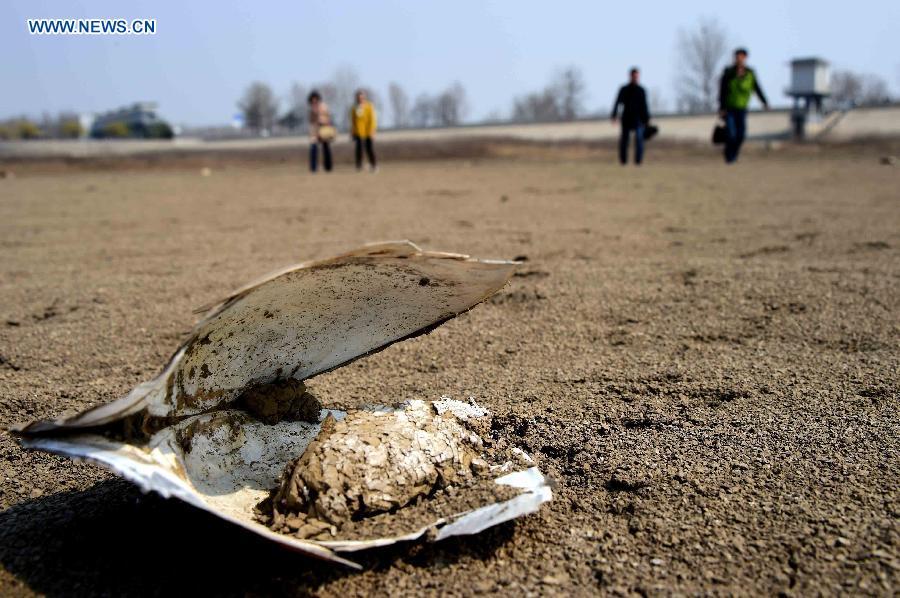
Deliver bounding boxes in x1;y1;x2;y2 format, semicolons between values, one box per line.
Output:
0;145;898;596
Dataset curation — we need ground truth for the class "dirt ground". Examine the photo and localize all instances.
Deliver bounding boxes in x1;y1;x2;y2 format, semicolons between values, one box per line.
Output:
0;144;898;596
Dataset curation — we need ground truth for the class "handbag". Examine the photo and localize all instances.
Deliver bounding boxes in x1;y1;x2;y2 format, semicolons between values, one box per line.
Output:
643;124;659;140
317;125;336;142
712;122;727;145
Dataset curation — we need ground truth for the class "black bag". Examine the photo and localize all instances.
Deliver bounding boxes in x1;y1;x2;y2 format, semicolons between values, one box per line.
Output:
712;123;728;145
643;124;659;140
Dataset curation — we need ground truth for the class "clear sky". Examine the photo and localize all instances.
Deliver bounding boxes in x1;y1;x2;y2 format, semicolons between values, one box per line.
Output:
3;0;898;126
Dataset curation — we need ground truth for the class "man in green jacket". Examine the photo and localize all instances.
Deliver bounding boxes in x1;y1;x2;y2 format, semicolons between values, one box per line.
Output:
718;48;769;163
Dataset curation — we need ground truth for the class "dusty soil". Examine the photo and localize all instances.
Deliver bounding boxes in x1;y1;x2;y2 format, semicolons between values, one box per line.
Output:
0;145;898;596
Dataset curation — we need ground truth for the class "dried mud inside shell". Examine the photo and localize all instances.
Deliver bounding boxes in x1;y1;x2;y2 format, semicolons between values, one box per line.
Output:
262;477;524;542
257;400;524;541
235;379;322;425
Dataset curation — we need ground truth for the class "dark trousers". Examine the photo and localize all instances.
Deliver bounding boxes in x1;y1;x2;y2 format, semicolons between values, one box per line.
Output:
354;136;376;169
724;109;747;163
309;141;332;172
619;123;645;165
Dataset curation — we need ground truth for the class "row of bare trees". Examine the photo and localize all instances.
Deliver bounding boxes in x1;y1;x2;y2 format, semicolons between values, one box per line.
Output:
238;67;468;133
830;70;892;107
511;67;587;122
391;82;469;128
238;67;370;133
237;21;895;133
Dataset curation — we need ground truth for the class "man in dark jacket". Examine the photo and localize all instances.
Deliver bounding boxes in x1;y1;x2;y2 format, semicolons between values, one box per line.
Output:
611;68;650;165
718;48;769;163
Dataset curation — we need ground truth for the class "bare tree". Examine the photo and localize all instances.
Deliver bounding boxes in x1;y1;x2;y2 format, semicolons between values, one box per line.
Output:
279;82;308;132
830;70;863;106
288;83;308;115
434;82;468;126
238;82;279;132
388;82;410;127
862;75;892;106
831;69;892;107
512;89;561;122
484;109;504;123
405;83;468;128
411;93;435;127
861;75;892;105
551;66;586;120
511;66;585;122
327;66;360;130
675;18;728;113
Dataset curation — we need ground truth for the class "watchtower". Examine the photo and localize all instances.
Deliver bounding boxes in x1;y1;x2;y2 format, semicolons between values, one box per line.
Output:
786;57;830;138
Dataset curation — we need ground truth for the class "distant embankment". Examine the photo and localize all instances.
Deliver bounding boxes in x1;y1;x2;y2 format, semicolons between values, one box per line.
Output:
2;106;898;162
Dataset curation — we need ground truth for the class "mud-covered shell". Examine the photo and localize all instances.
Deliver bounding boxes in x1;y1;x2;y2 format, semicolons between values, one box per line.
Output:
12;242;552;568
16;241;515;433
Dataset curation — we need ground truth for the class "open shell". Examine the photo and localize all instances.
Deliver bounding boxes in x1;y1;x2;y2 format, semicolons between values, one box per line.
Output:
12;242;552;568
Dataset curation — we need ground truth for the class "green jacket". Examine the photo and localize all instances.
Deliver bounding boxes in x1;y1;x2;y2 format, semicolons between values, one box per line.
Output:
719;66;768;111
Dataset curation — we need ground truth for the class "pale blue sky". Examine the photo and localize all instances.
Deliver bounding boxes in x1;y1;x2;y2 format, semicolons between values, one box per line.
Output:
2;0;898;126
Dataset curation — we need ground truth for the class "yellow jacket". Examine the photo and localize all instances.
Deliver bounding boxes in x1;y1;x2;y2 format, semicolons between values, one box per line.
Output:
350;101;377;138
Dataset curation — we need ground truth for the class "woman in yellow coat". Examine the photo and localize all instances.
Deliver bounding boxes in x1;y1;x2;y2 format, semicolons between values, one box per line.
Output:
350;89;377;171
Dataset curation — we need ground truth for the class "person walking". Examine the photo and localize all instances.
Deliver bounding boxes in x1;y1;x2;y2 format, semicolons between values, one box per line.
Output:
350;89;378;171
611;68;650;165
718;48;769;163
307;90;335;172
